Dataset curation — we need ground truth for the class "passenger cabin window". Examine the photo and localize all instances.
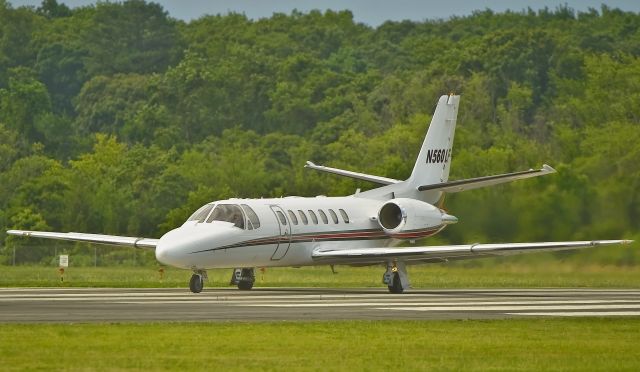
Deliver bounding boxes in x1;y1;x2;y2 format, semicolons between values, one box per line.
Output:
318;210;329;224
241;204;260;229
206;204;245;229
287;210;299;225
276;211;287;225
308;210;318;224
187;204;214;223
328;209;339;224
298;210;308;225
339;209;350;223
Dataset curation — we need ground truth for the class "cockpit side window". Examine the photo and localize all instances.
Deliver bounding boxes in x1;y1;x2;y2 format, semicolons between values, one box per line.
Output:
241;204;260;229
206;204;245;229
187;204;214;223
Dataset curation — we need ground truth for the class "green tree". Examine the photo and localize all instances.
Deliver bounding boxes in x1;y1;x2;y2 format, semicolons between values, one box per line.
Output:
0;67;52;144
83;0;182;75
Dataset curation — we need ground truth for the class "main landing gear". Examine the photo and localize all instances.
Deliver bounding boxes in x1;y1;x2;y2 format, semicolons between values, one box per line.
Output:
189;268;256;293
189;269;207;293
383;261;410;294
230;268;255;290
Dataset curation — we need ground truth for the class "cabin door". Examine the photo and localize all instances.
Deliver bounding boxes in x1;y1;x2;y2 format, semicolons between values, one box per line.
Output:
270;205;292;260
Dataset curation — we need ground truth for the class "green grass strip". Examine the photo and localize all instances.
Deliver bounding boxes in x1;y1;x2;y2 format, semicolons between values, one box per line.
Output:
1;263;639;288
0;319;639;370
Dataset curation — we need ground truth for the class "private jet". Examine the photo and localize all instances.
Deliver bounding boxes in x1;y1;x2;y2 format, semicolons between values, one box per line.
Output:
8;95;633;293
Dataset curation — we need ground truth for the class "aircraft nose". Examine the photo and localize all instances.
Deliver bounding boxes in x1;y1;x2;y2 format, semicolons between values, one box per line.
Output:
155;229;192;268
155;226;235;268
155;238;175;266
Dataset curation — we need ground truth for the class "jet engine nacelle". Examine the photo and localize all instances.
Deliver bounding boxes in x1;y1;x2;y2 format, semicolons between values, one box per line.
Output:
377;198;458;239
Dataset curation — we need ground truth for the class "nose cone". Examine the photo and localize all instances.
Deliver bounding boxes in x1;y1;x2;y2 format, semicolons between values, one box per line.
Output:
155;224;242;269
155;228;203;269
441;213;458;225
155;229;182;267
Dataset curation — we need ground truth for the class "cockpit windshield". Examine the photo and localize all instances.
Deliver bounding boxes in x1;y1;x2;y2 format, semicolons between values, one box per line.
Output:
186;204;214;223
206;204;245;229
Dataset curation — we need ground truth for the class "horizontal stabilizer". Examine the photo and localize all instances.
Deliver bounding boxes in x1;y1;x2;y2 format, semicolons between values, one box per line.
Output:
305;161;400;185
418;164;556;193
312;240;633;265
6;230;158;249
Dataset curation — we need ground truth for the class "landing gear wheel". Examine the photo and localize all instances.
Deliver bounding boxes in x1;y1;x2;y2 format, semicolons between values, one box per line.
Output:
236;268;255;290
388;272;404;294
189;274;203;293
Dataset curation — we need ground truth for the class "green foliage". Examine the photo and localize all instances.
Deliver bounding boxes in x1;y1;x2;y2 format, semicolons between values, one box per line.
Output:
0;2;639;265
82;0;182;76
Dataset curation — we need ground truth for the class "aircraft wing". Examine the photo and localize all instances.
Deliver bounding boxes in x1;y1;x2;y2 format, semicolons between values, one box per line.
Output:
6;230;158;249
312;240;633;265
305;161;400;185
418;164;556;193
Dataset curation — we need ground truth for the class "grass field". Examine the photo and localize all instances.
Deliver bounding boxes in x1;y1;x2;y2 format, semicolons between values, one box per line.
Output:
0;262;639;288
0;319;638;370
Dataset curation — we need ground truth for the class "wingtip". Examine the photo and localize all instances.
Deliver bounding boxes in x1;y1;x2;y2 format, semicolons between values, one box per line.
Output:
542;164;557;173
304;161;315;168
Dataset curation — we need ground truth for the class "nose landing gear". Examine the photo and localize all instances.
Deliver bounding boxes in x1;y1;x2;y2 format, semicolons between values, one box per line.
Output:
230;268;255;290
189;270;207;293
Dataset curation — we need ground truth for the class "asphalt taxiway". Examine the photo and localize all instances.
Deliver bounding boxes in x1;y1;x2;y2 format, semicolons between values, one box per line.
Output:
0;287;639;323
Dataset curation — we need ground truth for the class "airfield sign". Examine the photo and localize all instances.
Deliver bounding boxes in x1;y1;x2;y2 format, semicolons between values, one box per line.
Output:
59;255;69;268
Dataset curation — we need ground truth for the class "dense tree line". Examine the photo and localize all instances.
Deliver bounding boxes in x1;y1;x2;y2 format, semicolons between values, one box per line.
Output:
0;0;638;265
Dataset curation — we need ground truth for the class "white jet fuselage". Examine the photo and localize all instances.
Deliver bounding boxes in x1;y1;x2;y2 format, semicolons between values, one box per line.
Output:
155;195;447;270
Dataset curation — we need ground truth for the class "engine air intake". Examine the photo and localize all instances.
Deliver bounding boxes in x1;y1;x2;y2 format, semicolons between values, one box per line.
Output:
378;202;404;230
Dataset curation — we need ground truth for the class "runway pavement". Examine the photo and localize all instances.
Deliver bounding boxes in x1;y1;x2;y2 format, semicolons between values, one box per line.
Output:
1;287;639;322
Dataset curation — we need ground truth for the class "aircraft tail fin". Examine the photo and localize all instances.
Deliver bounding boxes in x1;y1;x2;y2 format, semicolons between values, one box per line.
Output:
407;95;460;188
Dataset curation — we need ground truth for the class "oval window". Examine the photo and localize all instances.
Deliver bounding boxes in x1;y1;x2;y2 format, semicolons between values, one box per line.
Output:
318;210;329;224
298;210;308;225
287;210;299;225
308;210;318;224
328;209;339;224
339;209;350;223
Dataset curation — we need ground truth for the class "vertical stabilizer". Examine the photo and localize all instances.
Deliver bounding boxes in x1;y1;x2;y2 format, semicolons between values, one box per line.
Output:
408;95;460;188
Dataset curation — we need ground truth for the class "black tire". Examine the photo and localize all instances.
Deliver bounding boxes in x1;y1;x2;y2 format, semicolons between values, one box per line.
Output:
387;272;404;294
189;274;203;293
237;280;254;290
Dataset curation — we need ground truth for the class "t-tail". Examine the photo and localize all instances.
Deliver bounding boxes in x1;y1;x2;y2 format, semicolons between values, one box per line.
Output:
305;94;556;204
405;94;460;203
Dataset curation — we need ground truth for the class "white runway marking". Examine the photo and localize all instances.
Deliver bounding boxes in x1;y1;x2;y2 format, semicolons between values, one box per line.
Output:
510;311;640;317
1;288;638;321
376;304;640;311
230;300;639;307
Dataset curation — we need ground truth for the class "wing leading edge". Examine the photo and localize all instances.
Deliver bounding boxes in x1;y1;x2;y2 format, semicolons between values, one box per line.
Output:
6;230;158;249
417;164;556;193
312;240;633;265
304;161;400;186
